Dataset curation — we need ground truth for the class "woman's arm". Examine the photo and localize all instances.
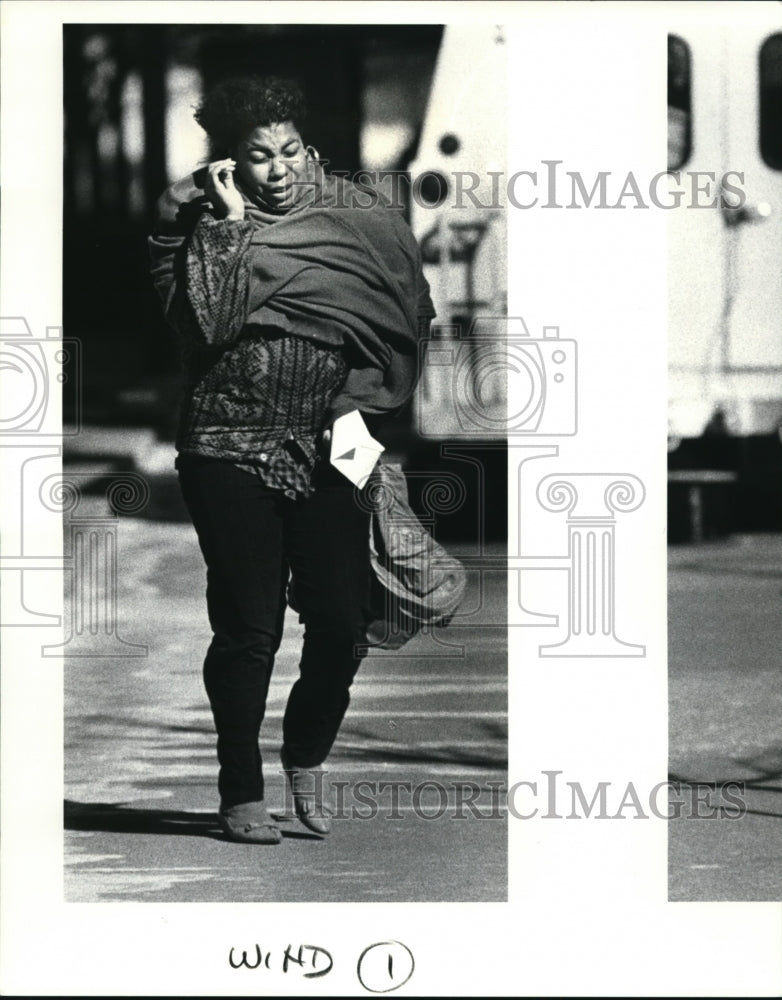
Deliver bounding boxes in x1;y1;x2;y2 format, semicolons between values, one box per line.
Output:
182;215;255;347
148;166;255;348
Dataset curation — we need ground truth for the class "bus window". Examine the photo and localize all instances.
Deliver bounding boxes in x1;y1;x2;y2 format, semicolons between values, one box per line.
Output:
668;34;691;170
760;33;782;170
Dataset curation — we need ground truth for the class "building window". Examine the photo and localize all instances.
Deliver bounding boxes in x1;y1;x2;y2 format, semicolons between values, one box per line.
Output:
668;34;691;171
760;33;782;171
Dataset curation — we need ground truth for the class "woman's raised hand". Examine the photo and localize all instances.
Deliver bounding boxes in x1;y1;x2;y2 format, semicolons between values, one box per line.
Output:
204;159;245;220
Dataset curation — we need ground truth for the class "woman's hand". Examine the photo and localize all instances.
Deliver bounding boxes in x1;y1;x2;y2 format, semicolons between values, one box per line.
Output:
204;159;245;220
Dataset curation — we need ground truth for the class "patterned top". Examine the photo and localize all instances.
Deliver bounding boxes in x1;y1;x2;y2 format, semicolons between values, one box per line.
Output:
232;332;347;498
177;215;348;498
149;175;436;495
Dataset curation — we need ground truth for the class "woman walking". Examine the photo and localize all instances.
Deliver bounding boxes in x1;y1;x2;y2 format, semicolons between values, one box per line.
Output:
149;75;434;843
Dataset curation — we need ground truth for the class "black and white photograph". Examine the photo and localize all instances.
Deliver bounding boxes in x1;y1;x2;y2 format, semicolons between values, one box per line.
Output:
56;19;508;903
0;1;780;996
665;12;782;902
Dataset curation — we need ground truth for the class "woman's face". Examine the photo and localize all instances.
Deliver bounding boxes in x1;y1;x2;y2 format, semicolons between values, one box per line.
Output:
232;121;311;211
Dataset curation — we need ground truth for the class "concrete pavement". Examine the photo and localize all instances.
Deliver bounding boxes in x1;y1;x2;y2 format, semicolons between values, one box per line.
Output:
64;498;508;903
63;484;782;903
668;533;782;901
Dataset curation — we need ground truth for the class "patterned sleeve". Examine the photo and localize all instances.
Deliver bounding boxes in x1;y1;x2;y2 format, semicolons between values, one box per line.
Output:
148;190;255;349
183;215;256;347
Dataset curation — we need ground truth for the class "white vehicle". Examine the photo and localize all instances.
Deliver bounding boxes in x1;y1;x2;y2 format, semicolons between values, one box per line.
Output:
409;24;508;440
411;16;782;445
668;8;782;439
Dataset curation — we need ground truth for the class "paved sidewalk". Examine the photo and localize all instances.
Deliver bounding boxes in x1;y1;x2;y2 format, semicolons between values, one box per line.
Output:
668;534;782;901
64;508;508;903
63;485;781;903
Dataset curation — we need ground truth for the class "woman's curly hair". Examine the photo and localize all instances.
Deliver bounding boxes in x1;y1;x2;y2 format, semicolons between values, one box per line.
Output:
194;75;307;154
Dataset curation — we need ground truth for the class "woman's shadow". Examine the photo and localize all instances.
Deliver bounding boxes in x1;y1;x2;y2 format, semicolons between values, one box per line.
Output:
64;799;322;840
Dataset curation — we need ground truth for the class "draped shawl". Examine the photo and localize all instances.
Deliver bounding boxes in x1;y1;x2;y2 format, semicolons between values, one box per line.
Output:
149;165;435;424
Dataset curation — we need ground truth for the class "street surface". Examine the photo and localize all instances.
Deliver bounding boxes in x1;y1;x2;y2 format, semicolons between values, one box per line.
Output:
63;469;781;904
64;487;508;903
668;534;782;901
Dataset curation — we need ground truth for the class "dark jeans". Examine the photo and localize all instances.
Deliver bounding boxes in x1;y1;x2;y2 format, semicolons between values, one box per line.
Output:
176;454;372;808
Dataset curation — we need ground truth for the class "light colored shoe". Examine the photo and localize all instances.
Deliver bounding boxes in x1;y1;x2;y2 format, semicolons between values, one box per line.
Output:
280;748;332;836
218;801;282;844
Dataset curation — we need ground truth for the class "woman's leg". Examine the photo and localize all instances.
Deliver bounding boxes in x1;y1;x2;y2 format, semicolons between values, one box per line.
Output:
176;455;288;807
282;463;372;768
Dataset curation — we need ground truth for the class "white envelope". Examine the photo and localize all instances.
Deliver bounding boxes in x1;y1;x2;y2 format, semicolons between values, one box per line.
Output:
330;409;384;487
